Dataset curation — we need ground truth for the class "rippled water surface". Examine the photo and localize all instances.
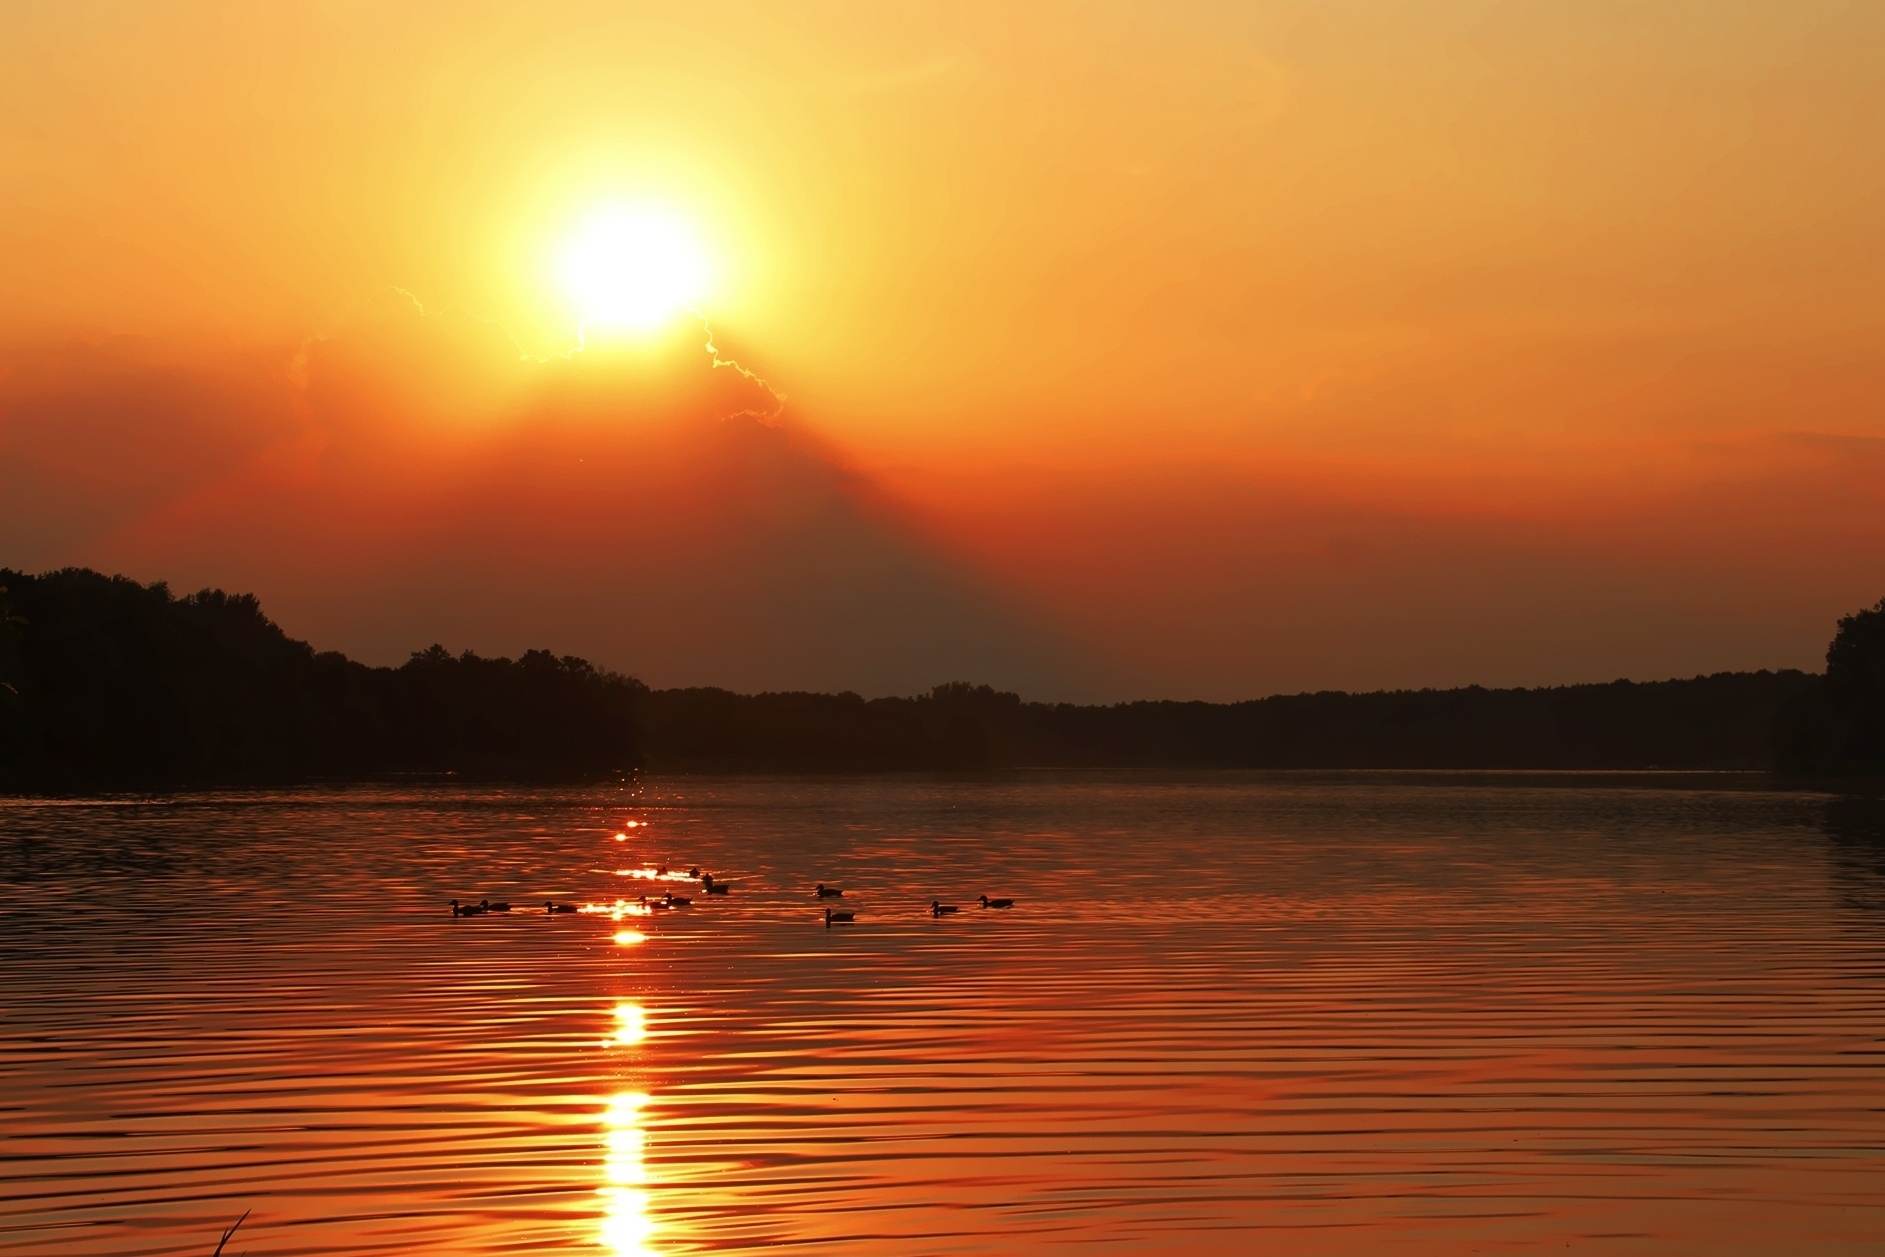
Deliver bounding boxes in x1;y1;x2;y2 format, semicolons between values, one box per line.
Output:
3;774;1885;1255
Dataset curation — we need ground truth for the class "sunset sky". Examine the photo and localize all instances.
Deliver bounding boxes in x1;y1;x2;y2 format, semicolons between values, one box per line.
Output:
4;1;1882;701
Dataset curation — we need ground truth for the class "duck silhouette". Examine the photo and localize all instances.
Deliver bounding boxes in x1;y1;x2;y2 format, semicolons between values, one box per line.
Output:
930;899;959;917
450;899;485;917
481;899;512;912
815;883;844;898
664;891;692;907
825;907;856;928
702;874;732;895
544;900;578;914
979;895;1014;909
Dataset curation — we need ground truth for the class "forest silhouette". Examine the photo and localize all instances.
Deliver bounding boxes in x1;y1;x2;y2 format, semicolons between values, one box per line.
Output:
0;567;1877;790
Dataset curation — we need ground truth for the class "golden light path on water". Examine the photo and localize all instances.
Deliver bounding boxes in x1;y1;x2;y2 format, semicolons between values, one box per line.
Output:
601;1088;656;1255
604;769;657;1256
610;1002;647;1049
602;826;656;1252
603;984;654;1252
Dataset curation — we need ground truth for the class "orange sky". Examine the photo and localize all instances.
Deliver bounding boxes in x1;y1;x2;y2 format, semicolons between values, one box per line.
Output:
4;1;1882;700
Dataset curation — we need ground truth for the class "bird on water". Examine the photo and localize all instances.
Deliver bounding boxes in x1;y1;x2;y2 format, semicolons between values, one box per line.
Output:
930;899;959;916
450;899;484;917
825;907;856;927
815;883;844;898
544;900;578;914
979;895;1014;909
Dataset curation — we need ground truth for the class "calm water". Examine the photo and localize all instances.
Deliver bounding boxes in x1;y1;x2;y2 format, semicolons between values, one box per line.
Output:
2;775;1884;1256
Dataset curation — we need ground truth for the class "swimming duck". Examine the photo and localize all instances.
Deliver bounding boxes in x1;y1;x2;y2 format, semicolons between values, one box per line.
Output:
664;892;692;907
979;895;1014;909
481;899;512;912
825;907;856;927
544;900;578;914
702;874;731;895
930;900;959;916
639;895;672;911
815;883;844;898
687;867;701;879
450;899;485;917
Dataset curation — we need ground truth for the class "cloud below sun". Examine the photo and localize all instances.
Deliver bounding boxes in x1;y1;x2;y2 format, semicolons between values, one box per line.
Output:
0;294;1098;699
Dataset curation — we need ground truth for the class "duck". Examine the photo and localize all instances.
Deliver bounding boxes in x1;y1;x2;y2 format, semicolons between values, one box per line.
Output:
544;900;578;914
450;899;485;917
481;899;512;913
979;895;1014;909
815;883;844;898
663;891;692;907
639;895;672;911
825;907;856;928
930;899;959;917
702;874;731;895
687;867;701;879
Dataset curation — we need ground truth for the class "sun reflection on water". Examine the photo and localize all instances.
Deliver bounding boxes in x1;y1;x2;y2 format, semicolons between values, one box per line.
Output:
610;1002;646;1047
596;793;662;1257
582;899;654;920
599;1090;656;1255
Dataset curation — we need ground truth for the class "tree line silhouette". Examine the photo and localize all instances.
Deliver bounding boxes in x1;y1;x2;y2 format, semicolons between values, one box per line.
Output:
1775;595;1885;777
0;567;1878;790
0;569;641;790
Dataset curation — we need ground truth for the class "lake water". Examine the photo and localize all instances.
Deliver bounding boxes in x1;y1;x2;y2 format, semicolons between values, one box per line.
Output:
2;774;1883;1256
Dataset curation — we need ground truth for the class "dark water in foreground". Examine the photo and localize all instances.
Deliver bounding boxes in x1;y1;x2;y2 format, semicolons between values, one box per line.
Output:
2;775;1883;1256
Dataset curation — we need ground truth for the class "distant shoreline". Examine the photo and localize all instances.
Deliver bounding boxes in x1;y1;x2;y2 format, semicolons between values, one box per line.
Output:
2;566;1873;793
7;768;1881;807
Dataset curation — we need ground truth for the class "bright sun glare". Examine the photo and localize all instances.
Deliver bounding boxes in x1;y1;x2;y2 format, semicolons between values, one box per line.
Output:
557;205;711;337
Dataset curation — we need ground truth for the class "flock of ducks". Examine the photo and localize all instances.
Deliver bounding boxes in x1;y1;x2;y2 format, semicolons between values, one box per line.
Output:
813;882;1015;927
817;888;1016;927
452;865;1016;928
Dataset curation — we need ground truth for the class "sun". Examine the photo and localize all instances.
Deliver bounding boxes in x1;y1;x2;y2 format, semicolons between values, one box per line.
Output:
556;205;712;337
